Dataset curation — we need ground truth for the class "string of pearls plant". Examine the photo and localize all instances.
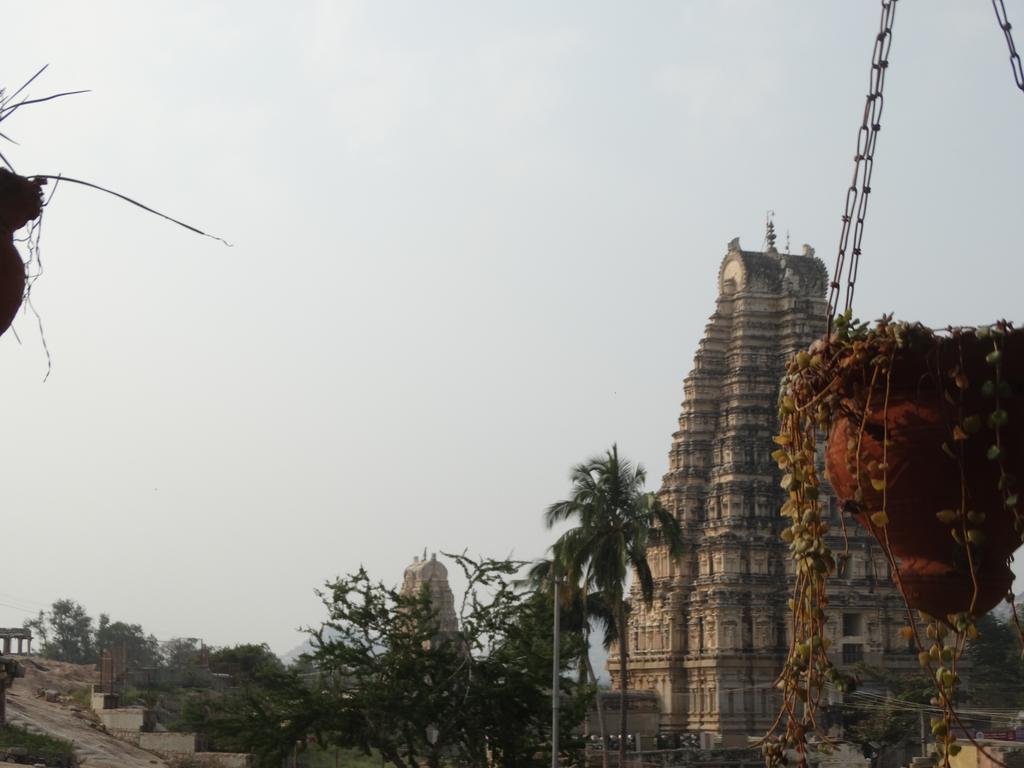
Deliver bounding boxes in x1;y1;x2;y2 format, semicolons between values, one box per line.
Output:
763;312;1024;768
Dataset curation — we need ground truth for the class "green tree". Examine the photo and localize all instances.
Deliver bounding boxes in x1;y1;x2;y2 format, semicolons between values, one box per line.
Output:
178;664;316;758
162;637;202;669
209;643;284;684
199;555;583;768
23;611;48;652
842;668;933;766
964;612;1024;708
23;599;95;663
545;444;685;768
96;614;162;668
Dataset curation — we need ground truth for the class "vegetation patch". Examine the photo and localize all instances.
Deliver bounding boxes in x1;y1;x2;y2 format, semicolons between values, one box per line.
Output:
0;722;76;765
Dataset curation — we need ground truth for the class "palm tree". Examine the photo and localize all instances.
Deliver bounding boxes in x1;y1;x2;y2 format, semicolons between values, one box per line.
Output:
545;444;684;768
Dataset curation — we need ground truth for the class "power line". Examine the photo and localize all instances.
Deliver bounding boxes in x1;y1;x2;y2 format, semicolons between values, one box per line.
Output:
833;686;1024;720
0;600;40;615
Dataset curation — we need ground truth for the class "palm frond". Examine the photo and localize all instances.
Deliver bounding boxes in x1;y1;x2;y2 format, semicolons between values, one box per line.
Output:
584;592;619;649
518;559;553;590
544;499;579;528
630;552;656;605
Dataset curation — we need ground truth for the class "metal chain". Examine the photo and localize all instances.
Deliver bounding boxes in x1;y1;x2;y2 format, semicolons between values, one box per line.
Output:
992;0;1024;92
827;0;898;330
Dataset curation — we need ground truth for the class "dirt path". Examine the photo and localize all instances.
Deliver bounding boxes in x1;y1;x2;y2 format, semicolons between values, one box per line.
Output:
5;659;167;768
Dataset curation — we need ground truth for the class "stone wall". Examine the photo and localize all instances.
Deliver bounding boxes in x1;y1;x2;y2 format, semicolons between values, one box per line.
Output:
139;731;207;755
192;753;255;768
99;706;155;733
90;690;118;711
587;691;660;737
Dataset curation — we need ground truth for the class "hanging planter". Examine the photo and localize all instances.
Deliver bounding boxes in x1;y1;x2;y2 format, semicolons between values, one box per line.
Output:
764;2;1024;767
770;315;1024;768
0;68;227;352
0;169;44;337
821;320;1024;619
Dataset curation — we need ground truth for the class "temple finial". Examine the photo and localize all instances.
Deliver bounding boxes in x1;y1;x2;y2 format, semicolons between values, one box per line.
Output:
765;210;777;253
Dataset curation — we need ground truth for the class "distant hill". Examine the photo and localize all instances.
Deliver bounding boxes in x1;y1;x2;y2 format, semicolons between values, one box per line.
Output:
280;628;340;666
281;638;313;666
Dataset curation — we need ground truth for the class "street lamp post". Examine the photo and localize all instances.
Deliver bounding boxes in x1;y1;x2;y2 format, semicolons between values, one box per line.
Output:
552;574;562;768
426;722;439;768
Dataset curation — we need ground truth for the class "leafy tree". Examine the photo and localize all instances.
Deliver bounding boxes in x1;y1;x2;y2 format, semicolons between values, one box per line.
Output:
162;637;203;669
841;668;933;766
209;643;283;684
23;599;95;663
177;665;313;757
23;611;48;652
843;614;1024;765
96;614;162;668
545;444;684;768
199;555;583;768
964;612;1024;708
23;599;164;669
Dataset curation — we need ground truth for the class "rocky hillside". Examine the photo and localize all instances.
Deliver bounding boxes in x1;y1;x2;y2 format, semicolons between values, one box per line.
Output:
4;658;167;768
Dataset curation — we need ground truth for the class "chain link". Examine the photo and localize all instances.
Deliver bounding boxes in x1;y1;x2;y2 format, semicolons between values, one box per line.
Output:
827;0;898;331
826;0;1022;329
992;0;1024;92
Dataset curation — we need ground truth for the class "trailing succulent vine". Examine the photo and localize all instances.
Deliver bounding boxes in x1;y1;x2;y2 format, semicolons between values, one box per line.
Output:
764;312;1024;768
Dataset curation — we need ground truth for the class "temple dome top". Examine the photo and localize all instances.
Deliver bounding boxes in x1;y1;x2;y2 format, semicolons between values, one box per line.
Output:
404;551;448;583
718;237;827;298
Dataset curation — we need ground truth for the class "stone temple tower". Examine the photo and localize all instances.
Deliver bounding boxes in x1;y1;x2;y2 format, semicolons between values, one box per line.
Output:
609;235;911;744
401;551;459;637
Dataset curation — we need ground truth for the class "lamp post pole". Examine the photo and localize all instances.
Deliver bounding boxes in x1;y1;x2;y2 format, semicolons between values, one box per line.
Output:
552;574;562;768
552;573;561;765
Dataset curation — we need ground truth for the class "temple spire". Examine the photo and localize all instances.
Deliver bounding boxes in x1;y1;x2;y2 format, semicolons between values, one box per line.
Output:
765;210;777;253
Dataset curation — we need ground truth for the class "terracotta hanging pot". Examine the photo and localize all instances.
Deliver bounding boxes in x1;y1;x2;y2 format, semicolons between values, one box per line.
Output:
0;170;45;338
825;328;1024;619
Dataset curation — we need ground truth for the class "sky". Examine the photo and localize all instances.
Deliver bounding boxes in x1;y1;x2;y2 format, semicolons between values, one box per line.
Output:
2;1;1023;656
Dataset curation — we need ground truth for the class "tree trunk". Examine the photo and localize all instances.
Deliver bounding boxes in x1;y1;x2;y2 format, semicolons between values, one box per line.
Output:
381;752;400;768
617;601;628;768
579;626;591;742
585;654;609;768
580;649;590;738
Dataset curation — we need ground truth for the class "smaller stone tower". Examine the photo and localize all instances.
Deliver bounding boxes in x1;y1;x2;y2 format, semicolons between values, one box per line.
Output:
401;551;459;636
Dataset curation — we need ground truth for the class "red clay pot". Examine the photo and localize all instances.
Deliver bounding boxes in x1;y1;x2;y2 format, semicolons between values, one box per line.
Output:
825;330;1024;619
0;170;44;337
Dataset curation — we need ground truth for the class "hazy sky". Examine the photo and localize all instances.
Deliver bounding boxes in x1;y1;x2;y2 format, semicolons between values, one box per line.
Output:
2;1;1023;655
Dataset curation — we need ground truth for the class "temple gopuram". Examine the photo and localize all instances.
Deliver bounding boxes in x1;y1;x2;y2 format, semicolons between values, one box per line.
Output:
609;231;913;745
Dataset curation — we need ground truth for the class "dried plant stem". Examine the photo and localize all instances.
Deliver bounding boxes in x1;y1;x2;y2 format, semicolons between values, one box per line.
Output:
28;175;231;246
